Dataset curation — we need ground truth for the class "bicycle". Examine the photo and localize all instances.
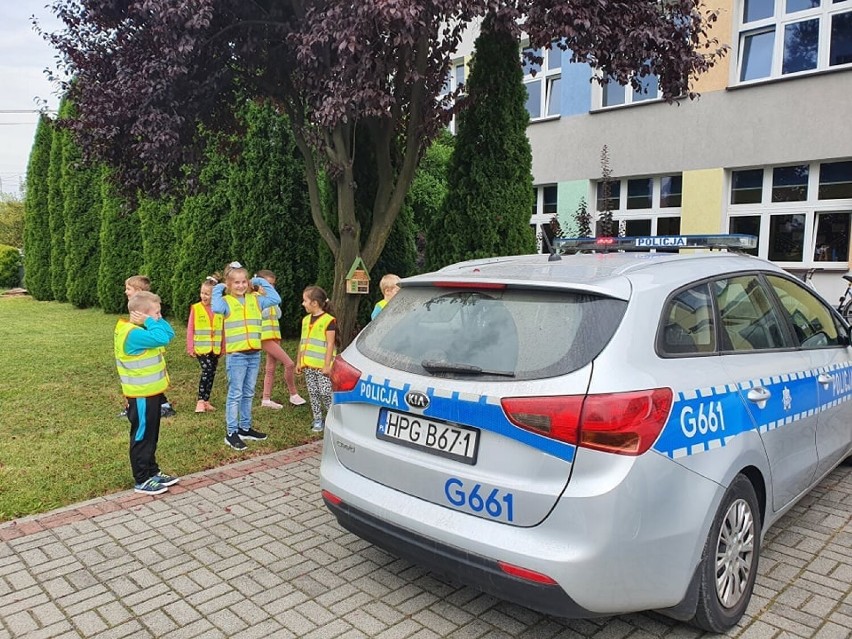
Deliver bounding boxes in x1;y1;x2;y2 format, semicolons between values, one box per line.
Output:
799;268;852;323
838;274;852;322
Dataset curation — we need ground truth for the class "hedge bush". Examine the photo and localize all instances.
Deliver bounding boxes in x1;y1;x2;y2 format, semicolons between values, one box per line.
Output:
0;244;22;288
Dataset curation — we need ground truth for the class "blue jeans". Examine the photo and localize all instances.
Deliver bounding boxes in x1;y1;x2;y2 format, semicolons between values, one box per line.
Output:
225;351;261;435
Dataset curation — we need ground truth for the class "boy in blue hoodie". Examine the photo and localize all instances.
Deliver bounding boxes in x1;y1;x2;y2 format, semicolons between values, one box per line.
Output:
114;291;178;495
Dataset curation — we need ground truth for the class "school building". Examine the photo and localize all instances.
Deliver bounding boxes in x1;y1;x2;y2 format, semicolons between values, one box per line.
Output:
451;0;852;301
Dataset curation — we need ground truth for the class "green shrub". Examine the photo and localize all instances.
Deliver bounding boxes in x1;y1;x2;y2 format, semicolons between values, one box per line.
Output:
0;244;22;287
429;18;535;268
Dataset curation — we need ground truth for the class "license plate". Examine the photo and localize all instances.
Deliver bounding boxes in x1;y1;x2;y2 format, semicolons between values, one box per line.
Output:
377;408;479;465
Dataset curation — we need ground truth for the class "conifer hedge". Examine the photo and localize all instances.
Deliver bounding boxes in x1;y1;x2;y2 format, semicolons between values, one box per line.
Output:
23;116;54;299
169;140;233;322
430;18;535;268
98;174;142;313
138;196;177;315
63;102;102;309
48;101;70;302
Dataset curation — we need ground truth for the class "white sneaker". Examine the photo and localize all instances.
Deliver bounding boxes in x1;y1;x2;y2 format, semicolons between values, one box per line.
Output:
261;399;284;409
289;394;307;406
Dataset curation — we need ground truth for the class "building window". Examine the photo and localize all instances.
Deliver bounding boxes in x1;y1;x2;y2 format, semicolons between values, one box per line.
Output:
600;71;659;108
819;160;852;199
441;58;466;134
627;178;653;209
532;185;559;253
660;175;683;207
523;42;562;120
731;169;764;204
454;63;465;92
772;164;809;202
727;160;852;266
596;181;621;212
593;174;683;237
736;0;852;83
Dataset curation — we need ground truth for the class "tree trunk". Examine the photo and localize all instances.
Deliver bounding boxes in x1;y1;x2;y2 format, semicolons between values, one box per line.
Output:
332;154;363;350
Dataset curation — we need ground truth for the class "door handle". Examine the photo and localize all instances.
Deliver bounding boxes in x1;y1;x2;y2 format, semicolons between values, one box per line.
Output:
746;387;771;409
817;373;833;387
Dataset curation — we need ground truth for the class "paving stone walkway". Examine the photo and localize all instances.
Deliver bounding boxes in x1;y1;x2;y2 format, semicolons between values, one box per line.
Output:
1;443;850;639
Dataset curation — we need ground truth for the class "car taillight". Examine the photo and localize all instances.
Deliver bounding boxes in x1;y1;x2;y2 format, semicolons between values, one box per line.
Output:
502;388;672;456
330;357;361;392
497;561;559;585
500;396;584;445
322;489;343;506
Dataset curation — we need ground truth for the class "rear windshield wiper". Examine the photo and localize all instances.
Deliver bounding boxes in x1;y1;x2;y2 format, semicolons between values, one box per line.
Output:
421;359;515;377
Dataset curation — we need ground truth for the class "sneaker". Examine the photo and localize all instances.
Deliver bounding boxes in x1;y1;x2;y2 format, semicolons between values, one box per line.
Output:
154;473;180;487
161;404;177;418
134;477;168;495
195;400;207;413
117;408;128;418
239;428;268;441
261;399;284;409
225;432;247;450
311;420;325;433
204;401;216;412
289;394;307;406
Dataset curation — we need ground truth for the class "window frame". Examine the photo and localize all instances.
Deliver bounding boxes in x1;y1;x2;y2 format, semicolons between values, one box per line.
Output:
532;184;559;253
593;174;683;237
593;66;661;110
727;161;852;269
441;57;466;134
734;0;852;85
522;41;563;121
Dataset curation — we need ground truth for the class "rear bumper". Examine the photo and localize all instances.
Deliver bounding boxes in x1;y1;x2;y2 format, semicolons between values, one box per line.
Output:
324;494;600;618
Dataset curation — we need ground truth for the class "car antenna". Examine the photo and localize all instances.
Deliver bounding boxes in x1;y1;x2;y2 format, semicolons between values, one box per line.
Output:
541;230;561;262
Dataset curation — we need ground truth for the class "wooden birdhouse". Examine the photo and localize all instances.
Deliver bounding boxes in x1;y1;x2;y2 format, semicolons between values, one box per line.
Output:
345;257;370;294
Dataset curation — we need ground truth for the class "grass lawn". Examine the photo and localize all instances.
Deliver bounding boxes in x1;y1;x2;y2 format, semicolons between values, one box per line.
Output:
0;295;321;522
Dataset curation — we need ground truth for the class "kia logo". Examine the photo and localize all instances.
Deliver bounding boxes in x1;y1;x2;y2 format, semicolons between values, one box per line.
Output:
405;390;430;409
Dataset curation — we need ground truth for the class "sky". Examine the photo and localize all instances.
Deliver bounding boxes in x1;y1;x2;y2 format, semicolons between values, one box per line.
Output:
0;3;62;198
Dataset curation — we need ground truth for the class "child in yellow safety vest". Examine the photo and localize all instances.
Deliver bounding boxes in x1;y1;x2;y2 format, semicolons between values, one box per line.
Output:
255;269;307;409
119;275;177;418
114;291;178;495
186;275;225;413
296;285;337;433
211;263;281;451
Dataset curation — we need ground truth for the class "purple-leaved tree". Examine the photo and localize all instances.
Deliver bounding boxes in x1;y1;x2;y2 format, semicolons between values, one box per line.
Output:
43;0;725;345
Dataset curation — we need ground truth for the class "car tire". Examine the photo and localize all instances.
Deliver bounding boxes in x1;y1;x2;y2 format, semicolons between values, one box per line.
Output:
691;474;761;633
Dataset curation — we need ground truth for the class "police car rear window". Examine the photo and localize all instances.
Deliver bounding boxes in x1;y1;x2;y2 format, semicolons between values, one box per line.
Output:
356;287;626;380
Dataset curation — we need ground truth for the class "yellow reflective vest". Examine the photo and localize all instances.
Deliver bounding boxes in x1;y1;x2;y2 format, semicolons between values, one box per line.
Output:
114;319;170;397
261;305;282;341
299;313;337;369
191;302;223;355
222;294;263;352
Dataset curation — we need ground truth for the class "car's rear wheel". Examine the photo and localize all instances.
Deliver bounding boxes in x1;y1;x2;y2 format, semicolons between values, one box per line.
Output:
691;474;761;633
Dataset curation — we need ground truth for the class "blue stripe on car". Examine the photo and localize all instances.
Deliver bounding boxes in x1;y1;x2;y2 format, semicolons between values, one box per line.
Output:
334;376;577;463
333;363;852;463
655;362;852;459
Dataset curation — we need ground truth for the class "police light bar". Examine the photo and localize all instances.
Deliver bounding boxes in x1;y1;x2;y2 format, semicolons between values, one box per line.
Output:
554;234;758;252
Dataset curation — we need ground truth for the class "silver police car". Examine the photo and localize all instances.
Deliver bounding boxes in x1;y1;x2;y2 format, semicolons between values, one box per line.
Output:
320;235;852;632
